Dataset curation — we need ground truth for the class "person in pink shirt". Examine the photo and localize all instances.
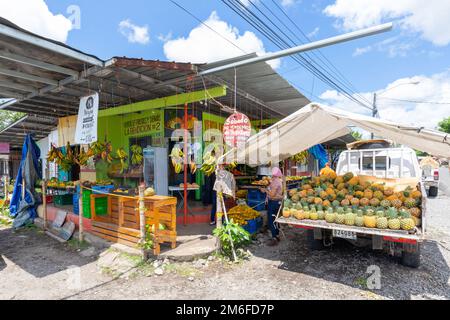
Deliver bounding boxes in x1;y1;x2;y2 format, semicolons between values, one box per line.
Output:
260;167;283;246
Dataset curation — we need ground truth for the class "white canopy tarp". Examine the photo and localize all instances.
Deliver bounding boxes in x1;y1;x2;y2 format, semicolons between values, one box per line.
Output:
221;103;450;165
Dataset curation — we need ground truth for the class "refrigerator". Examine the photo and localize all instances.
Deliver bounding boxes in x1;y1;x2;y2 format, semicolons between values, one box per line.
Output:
143;147;169;196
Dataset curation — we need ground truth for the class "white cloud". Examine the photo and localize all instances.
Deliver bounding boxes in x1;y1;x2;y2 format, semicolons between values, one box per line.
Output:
319;70;450;130
307;27;320;38
0;0;73;42
353;37;415;58
157;32;172;42
324;0;450;46
281;0;296;7
119;19;150;45
163;11;280;69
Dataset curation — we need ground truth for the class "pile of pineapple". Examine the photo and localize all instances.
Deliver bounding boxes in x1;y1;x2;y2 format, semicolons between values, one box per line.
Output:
282;171;422;232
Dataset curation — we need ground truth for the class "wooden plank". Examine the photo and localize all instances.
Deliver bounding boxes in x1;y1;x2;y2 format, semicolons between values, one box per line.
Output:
91;231;138;248
91;226;140;243
91;221;140;237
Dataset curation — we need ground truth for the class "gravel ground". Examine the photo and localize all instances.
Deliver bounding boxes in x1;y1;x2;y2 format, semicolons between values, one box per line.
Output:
1;180;450;300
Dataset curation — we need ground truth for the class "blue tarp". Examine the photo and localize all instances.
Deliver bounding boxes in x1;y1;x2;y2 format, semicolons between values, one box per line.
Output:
9;134;41;228
308;144;328;170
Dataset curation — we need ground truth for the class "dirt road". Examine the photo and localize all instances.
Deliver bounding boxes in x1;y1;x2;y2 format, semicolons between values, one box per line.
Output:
1;192;450;300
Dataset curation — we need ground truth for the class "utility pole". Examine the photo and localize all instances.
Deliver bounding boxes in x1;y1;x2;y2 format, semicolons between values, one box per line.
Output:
371;93;378;139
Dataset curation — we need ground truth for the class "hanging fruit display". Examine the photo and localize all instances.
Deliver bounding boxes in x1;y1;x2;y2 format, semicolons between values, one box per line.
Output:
189;155;197;174
115;148;128;173
291;150;309;164
90;141;113;163
170;146;184;174
200;151;216;177
130;145;143;166
282;171;423;232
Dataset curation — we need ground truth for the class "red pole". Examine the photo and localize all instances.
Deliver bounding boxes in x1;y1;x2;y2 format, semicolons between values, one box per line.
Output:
183;103;188;225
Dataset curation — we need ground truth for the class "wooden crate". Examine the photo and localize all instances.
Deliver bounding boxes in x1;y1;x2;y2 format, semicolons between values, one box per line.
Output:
90;194;177;255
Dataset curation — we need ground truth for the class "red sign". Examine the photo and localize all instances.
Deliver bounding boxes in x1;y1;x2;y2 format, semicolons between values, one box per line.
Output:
0;143;9;154
223;112;251;147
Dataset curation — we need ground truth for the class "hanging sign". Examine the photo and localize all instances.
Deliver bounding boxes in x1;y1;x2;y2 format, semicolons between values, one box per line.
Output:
75;92;99;144
223;112;251;148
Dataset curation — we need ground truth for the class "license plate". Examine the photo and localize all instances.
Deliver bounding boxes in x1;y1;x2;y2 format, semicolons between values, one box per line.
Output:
333;229;357;240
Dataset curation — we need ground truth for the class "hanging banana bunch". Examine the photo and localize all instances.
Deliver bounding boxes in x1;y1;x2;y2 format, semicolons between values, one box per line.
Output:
115;148;128;173
291;150;309;165
170;146;184;174
74;146;90;167
200;151;217;177
131;145;143;166
47;145;63;164
189;154;197;174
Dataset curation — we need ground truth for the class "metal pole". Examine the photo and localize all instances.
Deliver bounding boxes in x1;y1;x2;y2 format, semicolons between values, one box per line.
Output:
199;23;393;76
183;102;188;226
78;183;84;243
371;93;377;139
138;184;146;257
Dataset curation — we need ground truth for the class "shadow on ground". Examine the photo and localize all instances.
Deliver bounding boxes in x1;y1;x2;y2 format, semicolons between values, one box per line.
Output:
0;226;99;279
251;227;450;300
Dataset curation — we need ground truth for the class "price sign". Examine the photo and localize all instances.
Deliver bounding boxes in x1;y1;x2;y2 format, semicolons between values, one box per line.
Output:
223;112;251;148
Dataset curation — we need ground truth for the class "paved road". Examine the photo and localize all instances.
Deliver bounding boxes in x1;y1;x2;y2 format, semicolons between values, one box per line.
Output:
440;166;450;196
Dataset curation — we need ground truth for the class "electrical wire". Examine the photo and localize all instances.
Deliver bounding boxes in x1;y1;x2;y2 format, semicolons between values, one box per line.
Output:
379;97;450;105
222;0;373;110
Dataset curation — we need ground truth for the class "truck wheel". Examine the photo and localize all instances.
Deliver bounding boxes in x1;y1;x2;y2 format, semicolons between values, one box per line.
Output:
401;244;420;268
428;186;438;198
306;229;324;251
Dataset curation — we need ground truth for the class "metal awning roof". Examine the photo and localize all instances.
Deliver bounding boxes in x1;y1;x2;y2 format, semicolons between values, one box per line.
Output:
0;17;310;149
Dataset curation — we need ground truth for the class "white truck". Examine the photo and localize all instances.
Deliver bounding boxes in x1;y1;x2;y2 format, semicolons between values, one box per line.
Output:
277;141;426;268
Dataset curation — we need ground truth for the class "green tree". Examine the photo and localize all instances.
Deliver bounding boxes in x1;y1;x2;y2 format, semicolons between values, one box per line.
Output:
0;109;24;131
438;117;450;133
350;130;363;141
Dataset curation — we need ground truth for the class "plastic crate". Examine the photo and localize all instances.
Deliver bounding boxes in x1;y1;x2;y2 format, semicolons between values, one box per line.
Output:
92;185;115;195
53;194;73;206
243;218;259;235
247;199;265;212
247;189;265;201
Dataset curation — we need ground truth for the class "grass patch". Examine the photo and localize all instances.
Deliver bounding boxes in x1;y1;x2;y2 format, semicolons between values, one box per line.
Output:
354;277;368;289
163;262;199;277
67;239;90;250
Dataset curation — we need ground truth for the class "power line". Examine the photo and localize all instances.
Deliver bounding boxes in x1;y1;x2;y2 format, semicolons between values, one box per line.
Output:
168;0;246;54
223;0;373;110
380;97;450;105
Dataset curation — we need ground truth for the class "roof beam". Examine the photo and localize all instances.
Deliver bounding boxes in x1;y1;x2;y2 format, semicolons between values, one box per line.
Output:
0;115;28;134
117;67;183;93
0;80;38;94
0;23;104;66
0;50;79;77
0;88;24;99
0;67;58;85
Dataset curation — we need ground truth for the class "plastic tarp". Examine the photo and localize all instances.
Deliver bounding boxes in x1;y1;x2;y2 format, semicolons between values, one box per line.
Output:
9;134;42;228
220;103;450;165
308;145;328;169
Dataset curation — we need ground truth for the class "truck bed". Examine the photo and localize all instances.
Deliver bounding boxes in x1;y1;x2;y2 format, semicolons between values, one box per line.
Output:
276;216;424;241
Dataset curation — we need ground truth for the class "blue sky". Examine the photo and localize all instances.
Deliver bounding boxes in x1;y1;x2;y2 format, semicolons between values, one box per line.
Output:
2;0;449;129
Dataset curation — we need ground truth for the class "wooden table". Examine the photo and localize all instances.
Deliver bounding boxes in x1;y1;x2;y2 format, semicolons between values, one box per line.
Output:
168;186;199;215
90;194;177;255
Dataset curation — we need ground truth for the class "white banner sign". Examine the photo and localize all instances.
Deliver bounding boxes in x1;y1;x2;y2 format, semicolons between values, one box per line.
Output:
75;92;99;144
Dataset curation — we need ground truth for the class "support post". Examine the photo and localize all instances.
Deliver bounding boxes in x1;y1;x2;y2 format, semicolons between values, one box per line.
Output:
138;184;146;258
183;102;188;226
78;183;84;243
42;179;47;230
216;191;223;229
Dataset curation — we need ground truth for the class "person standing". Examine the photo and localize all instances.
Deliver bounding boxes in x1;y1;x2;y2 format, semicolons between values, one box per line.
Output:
261;167;283;246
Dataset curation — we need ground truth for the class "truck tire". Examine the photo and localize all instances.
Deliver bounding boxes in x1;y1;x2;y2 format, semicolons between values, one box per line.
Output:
428;186;438;198
306;229;324;251
401;244;420;268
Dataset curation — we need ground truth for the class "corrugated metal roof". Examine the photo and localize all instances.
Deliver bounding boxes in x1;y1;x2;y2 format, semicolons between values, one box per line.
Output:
0;18;310;149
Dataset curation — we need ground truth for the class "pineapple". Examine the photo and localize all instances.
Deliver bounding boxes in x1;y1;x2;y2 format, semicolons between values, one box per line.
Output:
376;210;388;229
391;198;402;209
364;209;377;228
409;207;421;218
323;200;331;208
303;207;310;220
411;190;422;199
350;198;360;206
310;207;319;220
295;209;305;220
384;187;394;197
380;199;391;208
355;210;365;227
332;200;340;208
325;207;336;223
282;208;291;219
343;172;354;182
412;216;422;227
404;197;416;209
359;198;370;207
344;210;356;226
369;198;380;207
341;199;350;207
314;197;323;206
364;189;373;200
400;211;415;231
335;207;345;224
355;191;364;199
387;208;401;230
317;209;325;220
373;190;384;201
